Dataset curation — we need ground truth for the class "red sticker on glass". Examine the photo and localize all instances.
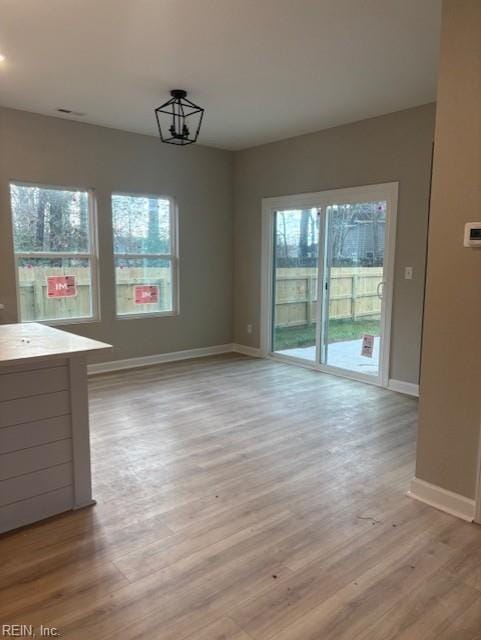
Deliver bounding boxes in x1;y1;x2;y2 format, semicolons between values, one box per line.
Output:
47;275;77;298
134;285;159;304
361;334;375;358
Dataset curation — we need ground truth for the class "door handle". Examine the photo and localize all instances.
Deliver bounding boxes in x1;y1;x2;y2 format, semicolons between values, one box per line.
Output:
377;281;385;300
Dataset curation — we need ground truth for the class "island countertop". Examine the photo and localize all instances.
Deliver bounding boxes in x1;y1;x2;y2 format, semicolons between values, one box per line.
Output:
0;322;111;367
0;323;112;533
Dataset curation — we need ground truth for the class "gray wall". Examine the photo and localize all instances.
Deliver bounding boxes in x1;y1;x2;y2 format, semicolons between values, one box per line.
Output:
416;0;481;500
233;104;436;385
0;107;234;361
0;104;435;381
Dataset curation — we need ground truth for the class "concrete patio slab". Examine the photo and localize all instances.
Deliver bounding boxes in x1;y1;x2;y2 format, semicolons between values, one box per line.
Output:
276;336;380;375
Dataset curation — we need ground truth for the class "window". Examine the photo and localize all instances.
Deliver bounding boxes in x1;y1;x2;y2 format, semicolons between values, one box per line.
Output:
10;183;98;323
112;193;177;317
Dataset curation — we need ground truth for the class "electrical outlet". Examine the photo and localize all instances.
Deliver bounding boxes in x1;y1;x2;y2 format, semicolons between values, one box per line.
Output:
404;266;413;280
247;324;253;334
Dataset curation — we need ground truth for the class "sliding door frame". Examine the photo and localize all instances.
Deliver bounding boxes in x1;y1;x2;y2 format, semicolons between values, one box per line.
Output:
260;182;399;388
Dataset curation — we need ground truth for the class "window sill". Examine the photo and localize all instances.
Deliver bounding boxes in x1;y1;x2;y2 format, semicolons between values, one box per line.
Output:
116;311;178;320
20;316;100;327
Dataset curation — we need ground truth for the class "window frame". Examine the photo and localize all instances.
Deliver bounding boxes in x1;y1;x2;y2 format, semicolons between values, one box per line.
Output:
10;180;100;326
111;191;179;320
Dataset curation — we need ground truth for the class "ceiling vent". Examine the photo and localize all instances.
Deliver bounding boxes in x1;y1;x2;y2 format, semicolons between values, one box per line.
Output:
56;108;86;116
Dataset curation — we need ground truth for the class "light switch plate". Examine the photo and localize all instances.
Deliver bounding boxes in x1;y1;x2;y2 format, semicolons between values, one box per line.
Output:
404;267;413;280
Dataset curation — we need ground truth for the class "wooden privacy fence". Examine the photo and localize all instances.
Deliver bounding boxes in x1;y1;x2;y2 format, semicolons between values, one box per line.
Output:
274;267;383;327
18;267;171;320
18;266;381;324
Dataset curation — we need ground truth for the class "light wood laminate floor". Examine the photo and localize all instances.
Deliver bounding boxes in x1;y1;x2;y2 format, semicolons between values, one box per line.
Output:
1;354;481;639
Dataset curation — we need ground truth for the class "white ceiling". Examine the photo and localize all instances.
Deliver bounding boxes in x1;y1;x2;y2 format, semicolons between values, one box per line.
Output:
0;0;441;150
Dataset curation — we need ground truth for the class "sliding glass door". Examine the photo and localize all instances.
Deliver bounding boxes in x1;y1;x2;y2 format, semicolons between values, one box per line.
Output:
266;183;397;386
272;208;320;362
322;200;387;378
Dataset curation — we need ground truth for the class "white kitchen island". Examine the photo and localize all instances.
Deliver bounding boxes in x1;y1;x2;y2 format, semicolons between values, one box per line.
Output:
0;323;111;533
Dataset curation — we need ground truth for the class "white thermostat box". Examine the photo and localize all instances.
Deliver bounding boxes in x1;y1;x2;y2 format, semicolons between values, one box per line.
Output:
464;223;481;247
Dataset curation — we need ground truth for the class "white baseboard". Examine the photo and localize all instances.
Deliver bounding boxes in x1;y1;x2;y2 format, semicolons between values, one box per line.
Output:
388;379;419;397
407;477;475;522
88;343;234;375
232;343;263;357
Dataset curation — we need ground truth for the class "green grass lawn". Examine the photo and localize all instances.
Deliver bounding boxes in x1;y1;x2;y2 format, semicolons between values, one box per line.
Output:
274;318;380;350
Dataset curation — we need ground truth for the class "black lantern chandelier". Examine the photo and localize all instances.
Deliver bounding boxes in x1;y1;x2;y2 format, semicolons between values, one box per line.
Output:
154;90;205;146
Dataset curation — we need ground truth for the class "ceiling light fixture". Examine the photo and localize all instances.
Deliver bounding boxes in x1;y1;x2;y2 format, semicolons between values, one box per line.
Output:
154;90;204;146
